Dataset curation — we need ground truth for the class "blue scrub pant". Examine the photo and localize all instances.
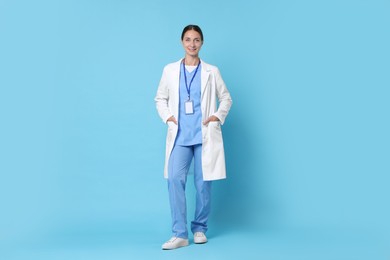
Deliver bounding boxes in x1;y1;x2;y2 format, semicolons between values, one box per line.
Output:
167;144;212;239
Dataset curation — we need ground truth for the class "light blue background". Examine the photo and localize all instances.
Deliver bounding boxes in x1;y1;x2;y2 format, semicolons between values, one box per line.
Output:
1;0;389;259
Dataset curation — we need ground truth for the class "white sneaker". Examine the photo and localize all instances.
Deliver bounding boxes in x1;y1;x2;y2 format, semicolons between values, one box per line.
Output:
193;232;207;244
162;237;189;250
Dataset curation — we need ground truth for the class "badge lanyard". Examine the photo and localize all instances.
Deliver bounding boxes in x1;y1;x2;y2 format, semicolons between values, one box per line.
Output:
182;59;201;114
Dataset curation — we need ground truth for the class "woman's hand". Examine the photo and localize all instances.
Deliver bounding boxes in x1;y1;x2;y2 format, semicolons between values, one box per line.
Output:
167;116;177;125
203;115;220;125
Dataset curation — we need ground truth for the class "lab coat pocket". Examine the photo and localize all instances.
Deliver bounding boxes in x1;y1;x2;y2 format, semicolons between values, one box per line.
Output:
207;121;223;145
166;121;177;144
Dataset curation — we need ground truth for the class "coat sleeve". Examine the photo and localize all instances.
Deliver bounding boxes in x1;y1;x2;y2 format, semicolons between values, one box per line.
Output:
155;67;173;123
212;67;232;125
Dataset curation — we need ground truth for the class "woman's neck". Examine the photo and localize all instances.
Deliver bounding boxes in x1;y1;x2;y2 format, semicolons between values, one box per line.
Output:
184;55;200;65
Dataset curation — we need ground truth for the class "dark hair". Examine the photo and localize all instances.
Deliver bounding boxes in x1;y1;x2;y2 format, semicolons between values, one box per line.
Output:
181;25;204;42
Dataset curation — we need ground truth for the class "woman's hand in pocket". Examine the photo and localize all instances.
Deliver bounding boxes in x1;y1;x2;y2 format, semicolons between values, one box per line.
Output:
166;116;177;125
203;115;220;125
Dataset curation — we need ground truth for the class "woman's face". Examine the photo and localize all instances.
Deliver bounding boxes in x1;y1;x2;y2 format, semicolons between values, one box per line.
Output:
182;30;203;57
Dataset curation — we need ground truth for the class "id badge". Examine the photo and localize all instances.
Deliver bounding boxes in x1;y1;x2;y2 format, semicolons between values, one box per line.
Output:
185;100;194;114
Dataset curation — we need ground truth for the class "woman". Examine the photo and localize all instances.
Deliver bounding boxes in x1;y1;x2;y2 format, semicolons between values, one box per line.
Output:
155;25;232;250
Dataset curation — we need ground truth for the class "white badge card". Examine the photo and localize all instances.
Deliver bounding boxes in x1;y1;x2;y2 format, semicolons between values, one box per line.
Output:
185;100;194;114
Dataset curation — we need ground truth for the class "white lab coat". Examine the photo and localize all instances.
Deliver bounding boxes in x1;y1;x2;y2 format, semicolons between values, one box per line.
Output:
155;59;232;180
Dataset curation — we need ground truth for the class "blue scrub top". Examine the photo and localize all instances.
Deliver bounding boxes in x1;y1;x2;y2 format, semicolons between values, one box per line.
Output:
175;64;202;146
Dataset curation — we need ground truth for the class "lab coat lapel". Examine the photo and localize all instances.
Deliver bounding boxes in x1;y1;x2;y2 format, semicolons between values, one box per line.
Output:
172;60;181;111
201;60;210;97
